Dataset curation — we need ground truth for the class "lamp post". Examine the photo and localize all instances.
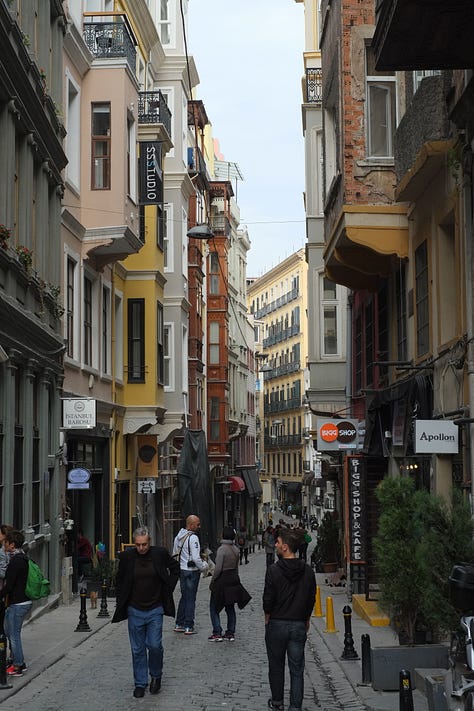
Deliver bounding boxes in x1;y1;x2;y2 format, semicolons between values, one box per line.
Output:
186;223;214;240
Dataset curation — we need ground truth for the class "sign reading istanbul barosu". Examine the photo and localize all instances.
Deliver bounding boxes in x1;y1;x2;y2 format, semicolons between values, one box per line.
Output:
63;399;96;429
347;456;366;564
139;141;163;205
414;420;459;454
316;418;358;451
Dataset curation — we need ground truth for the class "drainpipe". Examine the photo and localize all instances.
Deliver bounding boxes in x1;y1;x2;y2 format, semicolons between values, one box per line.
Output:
463;146;474;513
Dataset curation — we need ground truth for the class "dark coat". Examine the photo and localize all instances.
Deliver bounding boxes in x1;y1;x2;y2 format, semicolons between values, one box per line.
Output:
111;545;179;623
210;569;252;612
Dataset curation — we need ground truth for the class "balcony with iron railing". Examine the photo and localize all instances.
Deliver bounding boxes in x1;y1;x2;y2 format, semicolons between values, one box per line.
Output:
254;287;299;319
305;68;322;104
83;16;136;73
264;397;302;415
264;434;302;449
262;324;300;348
138;91;171;136
262;361;300;381
211;213;231;237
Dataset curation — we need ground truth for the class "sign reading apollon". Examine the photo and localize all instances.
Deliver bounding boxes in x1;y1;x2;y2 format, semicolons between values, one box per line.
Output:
63;399;96;429
414;420;459;454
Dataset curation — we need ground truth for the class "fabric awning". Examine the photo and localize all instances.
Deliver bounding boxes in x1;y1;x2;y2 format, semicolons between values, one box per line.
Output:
241;469;263;497
229;476;245;493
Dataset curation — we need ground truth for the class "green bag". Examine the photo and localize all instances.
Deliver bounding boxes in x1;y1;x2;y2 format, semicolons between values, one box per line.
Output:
25;558;51;600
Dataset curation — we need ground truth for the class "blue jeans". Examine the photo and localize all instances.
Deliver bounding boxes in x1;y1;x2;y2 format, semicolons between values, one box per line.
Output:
175;570;200;628
5;602;32;666
265;619;307;709
127;605;164;688
209;594;236;635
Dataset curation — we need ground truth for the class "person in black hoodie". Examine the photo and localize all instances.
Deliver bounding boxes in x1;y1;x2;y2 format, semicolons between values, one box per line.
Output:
263;526;316;711
1;530;31;677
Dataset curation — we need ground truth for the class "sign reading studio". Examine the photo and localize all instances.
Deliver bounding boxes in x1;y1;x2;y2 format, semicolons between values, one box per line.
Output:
139;141;163;206
414;420;459;454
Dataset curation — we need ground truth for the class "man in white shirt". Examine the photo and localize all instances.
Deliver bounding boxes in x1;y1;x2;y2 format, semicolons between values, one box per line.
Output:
173;515;208;635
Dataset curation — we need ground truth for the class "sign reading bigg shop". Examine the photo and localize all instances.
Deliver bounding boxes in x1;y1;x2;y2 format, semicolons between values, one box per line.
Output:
317;418;359;451
347;456;366;564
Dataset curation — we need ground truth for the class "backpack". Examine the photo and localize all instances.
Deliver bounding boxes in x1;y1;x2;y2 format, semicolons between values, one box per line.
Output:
25;558;51;600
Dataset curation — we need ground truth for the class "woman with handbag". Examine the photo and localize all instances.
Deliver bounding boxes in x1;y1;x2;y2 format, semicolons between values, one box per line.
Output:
208;526;251;642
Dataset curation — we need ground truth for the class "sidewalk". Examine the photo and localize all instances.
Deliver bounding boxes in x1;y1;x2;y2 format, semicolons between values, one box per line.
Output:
311;573;431;711
0;594;111;702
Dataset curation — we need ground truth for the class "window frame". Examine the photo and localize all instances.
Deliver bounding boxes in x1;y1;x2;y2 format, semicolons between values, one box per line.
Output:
91;102;111;190
365;47;396;159
127;298;145;383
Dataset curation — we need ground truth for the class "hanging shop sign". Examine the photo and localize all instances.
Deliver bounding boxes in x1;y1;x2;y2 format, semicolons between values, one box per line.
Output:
347;456;366;564
317;418;359;451
414;420;459;454
139;141;163;205
62;398;96;429
138;478;156;495
67;467;91;490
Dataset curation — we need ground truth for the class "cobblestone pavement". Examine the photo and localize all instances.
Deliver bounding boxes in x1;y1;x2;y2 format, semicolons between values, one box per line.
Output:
2;549;368;710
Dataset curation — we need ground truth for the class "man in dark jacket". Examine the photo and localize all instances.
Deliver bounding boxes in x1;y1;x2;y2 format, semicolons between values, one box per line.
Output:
1;530;31;676
263;527;316;711
112;527;179;698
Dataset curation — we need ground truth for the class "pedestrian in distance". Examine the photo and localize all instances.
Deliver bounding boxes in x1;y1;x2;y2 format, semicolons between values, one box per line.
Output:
263;526;316;711
237;524;249;564
76;529;93;578
111;526;179;699
208;526;251;642
173;514;208;635
263;525;276;568
1;530;32;677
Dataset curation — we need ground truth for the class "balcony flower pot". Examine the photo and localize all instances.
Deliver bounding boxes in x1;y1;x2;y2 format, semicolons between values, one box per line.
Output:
15;245;33;271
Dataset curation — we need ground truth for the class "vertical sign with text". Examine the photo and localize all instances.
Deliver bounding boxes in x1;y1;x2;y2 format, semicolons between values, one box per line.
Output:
139;141;163;205
348;456;366;564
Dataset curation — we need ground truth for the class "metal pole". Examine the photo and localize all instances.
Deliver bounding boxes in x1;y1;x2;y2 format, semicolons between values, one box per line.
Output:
341;605;359;659
361;633;372;684
75;587;91;632
97;579;110;618
399;669;414;711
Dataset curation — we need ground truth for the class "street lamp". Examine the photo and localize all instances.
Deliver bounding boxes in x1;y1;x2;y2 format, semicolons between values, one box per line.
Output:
186;223;214;240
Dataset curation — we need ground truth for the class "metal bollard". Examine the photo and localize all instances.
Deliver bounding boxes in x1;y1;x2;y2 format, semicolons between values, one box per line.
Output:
399;669;414;711
97;579;110;618
341;605;359;659
361;633;372;684
75;587;91;632
0;631;12;690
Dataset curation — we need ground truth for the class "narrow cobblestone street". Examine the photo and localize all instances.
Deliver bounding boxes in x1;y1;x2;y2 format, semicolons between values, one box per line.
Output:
2;549;368;711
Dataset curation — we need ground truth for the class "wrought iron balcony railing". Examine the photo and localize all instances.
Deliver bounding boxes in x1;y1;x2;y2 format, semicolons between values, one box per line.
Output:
138;91;171;136
305;68;322;104
83;20;136;73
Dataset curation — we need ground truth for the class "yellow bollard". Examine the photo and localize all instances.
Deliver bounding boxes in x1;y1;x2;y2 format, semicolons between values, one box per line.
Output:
313;585;323;617
324;596;338;633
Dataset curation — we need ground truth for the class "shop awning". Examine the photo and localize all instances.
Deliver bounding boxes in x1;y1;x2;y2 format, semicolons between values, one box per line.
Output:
229;476;245;493
241;469;263;497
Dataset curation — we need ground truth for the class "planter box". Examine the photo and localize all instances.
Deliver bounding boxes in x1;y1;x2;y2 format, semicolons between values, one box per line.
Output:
371;644;449;690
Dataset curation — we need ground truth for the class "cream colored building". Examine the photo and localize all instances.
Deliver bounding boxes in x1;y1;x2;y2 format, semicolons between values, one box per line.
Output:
247;249;312;519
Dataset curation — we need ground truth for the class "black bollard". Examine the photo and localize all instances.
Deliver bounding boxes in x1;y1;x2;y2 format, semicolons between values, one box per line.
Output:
75;587;91;632
361;633;372;684
97;579;110;618
399;669;414;711
0;631;12;690
340;605;359;660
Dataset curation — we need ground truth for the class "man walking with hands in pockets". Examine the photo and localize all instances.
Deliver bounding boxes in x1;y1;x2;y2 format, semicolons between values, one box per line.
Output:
173;514;208;635
263;527;316;711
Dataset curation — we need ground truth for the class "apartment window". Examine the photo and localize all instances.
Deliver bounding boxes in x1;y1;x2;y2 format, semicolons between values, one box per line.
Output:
114;294;124;381
127;115;136;200
127;299;145;382
210;397;220;441
209;322;219;364
415;240;429;356
66;258;75;358
66;77;80;188
365;301;374;387
158;0;172;45
413;69;441;93
163;204;172;270
396;264;407;362
83;276;93;366
164;323;174;390
91;103;111;190
157;302;164;385
321;277;339;356
366;47;396;158
102;286;110;374
209;251;219;294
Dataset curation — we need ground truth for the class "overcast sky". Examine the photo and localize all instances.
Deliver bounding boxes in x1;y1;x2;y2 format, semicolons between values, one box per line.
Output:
188;0;306;277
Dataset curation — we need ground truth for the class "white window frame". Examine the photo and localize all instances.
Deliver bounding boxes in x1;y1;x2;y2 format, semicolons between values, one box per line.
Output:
82;267;99;370
182;324;188;394
64;247;80;364
164;322;175;391
101;279;112;376
366;48;397;159
181;206;188;278
114;290;124;383
157;0;176;48
413;69;441;93
159;87;174;154
163;203;173;272
319;274;342;359
65;71;80;192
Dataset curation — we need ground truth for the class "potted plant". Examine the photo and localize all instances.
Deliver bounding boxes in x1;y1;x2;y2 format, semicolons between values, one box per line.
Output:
314;511;340;573
15;245;33;271
0;224;10;249
370;476;474;690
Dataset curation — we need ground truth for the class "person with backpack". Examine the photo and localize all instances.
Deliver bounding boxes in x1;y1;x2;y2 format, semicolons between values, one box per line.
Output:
1;530;31;676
